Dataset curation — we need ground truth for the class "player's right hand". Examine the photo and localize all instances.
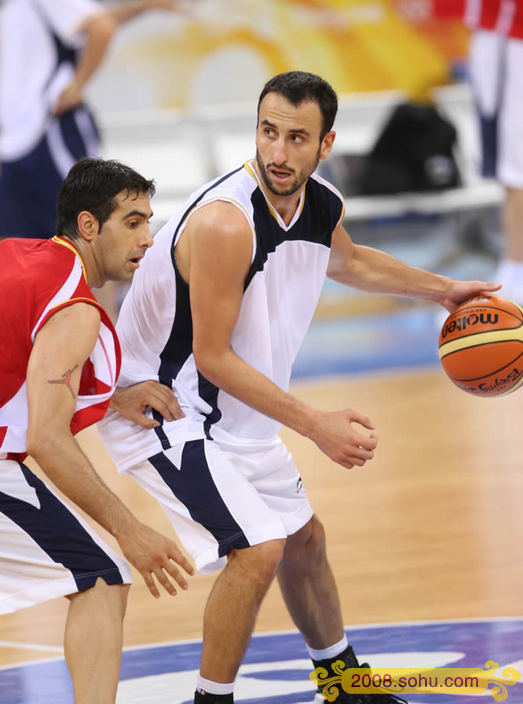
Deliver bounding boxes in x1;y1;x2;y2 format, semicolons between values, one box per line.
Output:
110;380;185;428
116;522;194;598
309;408;377;469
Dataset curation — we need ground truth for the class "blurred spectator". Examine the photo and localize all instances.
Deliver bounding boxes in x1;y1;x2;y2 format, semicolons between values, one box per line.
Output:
0;0;178;239
434;0;523;302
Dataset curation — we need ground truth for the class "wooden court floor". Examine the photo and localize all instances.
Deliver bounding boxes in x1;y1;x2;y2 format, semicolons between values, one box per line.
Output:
1;367;523;669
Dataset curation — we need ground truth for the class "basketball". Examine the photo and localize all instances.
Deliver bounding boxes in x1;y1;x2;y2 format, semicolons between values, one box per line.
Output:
438;295;523;397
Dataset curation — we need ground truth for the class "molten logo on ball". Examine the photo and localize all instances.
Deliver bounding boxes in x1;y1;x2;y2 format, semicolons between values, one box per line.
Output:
440;312;498;339
438;295;523;397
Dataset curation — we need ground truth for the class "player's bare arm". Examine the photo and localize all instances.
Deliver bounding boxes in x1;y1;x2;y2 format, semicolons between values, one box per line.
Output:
327;222;500;310
26;302;193;597
178;202;376;469
53;14;116;116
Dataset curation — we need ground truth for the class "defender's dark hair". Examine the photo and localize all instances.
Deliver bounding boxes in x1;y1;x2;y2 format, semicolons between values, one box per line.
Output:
56;158;155;239
257;71;338;140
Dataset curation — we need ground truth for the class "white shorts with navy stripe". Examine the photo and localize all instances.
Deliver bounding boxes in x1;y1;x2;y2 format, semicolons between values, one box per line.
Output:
469;30;523;187
126;435;314;574
0;460;132;614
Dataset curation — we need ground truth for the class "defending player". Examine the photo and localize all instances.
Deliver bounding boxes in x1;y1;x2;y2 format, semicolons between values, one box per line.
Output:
99;73;499;703
0;158;193;704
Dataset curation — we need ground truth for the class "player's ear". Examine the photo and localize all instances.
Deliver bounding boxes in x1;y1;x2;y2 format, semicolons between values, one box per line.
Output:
76;210;99;242
320;130;335;160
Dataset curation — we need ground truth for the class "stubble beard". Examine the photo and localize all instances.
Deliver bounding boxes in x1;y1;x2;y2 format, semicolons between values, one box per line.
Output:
255;150;319;197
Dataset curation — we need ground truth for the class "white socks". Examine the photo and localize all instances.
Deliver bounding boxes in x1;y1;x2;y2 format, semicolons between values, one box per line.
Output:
196;675;235;696
307;635;349;661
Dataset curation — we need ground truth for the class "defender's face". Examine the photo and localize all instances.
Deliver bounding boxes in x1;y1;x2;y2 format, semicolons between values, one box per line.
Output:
97;191;153;281
255;92;335;197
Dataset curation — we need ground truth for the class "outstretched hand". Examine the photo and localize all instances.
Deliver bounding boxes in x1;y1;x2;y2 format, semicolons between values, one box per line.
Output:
117;522;194;598
309;408;378;469
438;280;501;312
110;381;185;428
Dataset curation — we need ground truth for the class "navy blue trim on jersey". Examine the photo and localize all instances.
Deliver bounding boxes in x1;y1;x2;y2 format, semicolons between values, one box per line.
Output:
0;463;125;591
170;165;245;250
148;441;250;555
245;177;342;289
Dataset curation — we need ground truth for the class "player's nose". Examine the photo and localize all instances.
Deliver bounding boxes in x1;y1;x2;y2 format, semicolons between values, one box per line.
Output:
140;223;154;248
272;138;288;165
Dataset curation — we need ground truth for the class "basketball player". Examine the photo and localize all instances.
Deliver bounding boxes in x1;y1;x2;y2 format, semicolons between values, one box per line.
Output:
434;0;523;302
99;72;499;703
0;0;179;239
0;158;193;704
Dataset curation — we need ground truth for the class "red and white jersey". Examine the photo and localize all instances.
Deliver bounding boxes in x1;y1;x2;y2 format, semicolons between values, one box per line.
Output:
433;0;523;37
0;236;121;460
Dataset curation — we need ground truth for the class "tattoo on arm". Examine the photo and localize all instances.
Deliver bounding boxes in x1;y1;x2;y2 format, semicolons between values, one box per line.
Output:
47;364;79;399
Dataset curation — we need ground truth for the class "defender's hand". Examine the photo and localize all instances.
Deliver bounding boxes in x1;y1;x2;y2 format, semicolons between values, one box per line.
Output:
117;522;194;598
110;381;185;428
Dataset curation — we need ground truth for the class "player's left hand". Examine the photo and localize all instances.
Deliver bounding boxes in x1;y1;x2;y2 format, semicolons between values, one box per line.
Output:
437;280;501;312
52;80;83;116
110;381;185;428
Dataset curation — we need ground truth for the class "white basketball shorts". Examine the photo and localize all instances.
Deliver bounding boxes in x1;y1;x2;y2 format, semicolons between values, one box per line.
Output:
469;29;523;187
126;434;314;574
0;460;132;614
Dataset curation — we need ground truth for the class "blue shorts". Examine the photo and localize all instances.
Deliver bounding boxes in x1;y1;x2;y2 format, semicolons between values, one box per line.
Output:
0;106;100;238
0;460;131;614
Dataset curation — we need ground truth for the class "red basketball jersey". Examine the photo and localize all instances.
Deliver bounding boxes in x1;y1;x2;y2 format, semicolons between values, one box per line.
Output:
433;0;522;37
0;236;121;460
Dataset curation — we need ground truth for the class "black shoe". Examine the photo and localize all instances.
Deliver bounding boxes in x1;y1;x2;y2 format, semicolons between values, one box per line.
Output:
314;680;408;703
312;645;407;703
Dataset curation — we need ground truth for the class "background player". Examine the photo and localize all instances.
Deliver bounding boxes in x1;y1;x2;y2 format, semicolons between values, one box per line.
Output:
433;0;523;301
99;72;499;703
0;157;193;704
0;0;179;239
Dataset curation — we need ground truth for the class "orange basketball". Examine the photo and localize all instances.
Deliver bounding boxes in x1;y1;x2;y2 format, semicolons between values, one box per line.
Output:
438;295;523;397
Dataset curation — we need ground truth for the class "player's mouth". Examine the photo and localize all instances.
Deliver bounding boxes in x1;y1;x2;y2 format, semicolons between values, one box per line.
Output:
269;166;294;183
129;255;143;269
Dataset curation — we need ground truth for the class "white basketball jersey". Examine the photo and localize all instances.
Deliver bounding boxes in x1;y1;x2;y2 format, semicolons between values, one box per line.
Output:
99;161;344;471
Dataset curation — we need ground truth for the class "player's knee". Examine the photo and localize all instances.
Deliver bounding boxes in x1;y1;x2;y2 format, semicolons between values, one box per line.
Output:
284;516;327;565
306;516;327;561
231;539;285;585
69;579;129;620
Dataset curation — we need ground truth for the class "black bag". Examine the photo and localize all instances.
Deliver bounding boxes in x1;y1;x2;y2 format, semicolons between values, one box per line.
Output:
356;101;462;195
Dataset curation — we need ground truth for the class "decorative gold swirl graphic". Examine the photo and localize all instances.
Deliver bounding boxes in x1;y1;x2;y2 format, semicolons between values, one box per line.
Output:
483;660;521;702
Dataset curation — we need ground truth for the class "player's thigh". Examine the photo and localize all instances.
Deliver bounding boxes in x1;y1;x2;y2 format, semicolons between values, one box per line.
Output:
127;439;288;575
221;436;314;539
0;460;131;614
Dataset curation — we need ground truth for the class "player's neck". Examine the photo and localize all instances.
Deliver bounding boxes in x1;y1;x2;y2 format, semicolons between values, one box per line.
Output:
61;235;104;289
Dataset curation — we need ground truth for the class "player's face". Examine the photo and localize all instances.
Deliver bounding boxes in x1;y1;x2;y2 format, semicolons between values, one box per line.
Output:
97;191;154;281
255;93;335;197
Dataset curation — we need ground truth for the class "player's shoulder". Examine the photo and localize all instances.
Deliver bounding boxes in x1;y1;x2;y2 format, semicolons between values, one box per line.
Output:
308;170;345;203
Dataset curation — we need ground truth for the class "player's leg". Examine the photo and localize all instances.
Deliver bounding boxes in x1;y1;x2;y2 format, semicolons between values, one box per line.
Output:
126;438;290;702
255;445;406;703
199;538;285;684
0;460;132;702
64;579;129;704
277;515;345;648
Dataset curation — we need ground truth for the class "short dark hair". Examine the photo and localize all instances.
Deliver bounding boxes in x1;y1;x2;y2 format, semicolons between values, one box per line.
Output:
257;71;338;140
56;158;156;239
